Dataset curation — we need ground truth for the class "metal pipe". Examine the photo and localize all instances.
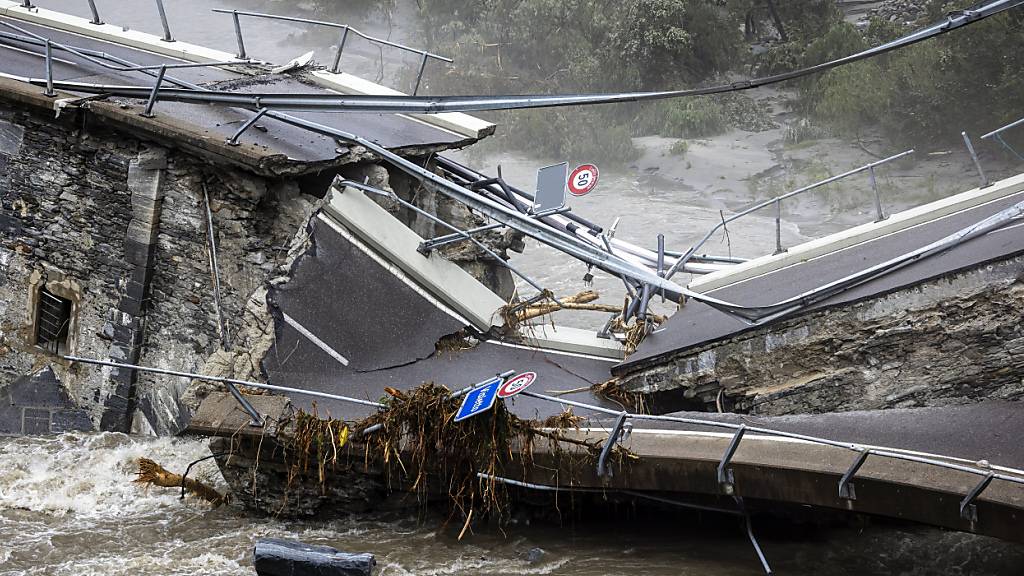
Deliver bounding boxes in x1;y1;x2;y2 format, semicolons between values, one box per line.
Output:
140;64;166;117
665;149;914;279
211;8;452;63
155;0;174;42
231;10;246;59
962;131;989;188
420;206;570;253
226;107;269;146
343;180;555;299
773;198;783;254
63;355;387;408
596;412;628;478
87;0;103;25
412;51;429;96
202;184;229;348
330;26;350;74
869;165;885;222
43;39;54;97
980;116;1024;140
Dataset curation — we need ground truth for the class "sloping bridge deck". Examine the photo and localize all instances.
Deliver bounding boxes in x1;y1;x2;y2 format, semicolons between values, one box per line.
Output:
618;176;1024;373
0;16;472;161
189;187;1024;544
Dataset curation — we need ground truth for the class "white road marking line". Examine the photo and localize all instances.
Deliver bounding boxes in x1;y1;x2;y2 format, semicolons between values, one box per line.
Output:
281;311;350;367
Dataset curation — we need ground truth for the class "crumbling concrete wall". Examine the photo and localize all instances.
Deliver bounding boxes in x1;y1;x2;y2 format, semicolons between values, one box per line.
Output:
617;255;1024;415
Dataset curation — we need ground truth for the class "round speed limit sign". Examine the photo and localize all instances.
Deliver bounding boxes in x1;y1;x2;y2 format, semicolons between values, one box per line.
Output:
568;164;599;196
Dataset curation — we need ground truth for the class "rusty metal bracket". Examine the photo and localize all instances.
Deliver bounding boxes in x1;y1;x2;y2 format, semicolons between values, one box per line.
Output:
959;472;996;522
839;449;872;500
596;412;629;479
718;425;746;494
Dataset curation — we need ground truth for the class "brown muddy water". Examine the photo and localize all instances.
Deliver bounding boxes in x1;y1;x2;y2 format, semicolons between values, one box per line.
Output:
2;433;1023;575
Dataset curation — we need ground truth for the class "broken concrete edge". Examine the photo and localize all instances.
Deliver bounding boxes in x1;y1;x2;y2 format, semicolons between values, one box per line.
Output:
323;185;626;359
0;1;243;65
322;185;506;331
614;248;1024;377
690;171;1024;293
201;402;1024;543
308;70;496;140
0;76;347;177
0;0;495;140
185;391;292;439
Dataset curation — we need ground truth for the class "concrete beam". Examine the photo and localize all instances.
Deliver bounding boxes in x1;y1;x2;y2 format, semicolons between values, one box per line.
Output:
0;1;239;63
0;1;494;140
689;172;1024;293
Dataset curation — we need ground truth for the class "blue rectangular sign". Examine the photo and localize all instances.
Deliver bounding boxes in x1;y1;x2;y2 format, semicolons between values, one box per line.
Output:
454;376;503;422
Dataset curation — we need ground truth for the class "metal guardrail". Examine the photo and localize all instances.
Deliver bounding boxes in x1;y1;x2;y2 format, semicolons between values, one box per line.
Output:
981;116;1024;162
664;150;915;280
210;8;452;95
19;0;176;41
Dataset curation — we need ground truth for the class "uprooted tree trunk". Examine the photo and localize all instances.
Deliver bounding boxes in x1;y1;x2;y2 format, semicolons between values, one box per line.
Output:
135;458;229;506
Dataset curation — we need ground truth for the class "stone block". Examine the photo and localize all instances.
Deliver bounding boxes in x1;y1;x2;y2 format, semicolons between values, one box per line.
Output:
8;367;71;408
0;400;23;435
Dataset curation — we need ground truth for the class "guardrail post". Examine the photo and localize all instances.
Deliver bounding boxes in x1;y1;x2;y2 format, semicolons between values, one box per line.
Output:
597;412;629;478
87;0;104;25
155;0;174;42
231;10;246;59
20;0;32;8
330;26;350;74
43;40;56;97
227;108;269;146
962;131;989;188
717;425;746;494
959;472;995;523
773;199;785;254
412;51;429;95
838;449;871;500
868;165;886;222
140;64;167;117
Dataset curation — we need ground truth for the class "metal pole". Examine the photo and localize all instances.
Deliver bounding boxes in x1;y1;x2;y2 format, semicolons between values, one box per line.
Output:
226;107;269;146
155;0;174;42
21;0;31;8
140;64;166;117
962;131;989;188
231;11;246;59
87;0;103;25
43;40;55;97
868;166;885;222
63;355;386;409
202;184;229;348
412;51;429;95
330;26;350;74
773;198;783;254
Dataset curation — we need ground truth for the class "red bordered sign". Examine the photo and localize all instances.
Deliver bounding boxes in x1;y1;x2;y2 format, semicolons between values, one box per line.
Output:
568;164;599;196
497;371;537;398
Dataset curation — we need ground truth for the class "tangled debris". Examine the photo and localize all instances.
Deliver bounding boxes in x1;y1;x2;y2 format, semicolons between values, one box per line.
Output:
134;458;228;506
501;290;665;355
275;382;636;527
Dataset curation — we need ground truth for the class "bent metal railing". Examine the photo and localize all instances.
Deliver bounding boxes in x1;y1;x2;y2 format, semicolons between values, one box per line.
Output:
663;149;915;280
210;7;453;95
62;354;1024;574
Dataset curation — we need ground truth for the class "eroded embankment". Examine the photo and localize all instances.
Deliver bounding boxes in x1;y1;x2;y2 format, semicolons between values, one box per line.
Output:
615;254;1024;415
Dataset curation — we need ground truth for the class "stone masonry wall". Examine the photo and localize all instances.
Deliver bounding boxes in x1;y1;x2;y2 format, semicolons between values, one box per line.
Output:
617;255;1024;416
0;102;320;435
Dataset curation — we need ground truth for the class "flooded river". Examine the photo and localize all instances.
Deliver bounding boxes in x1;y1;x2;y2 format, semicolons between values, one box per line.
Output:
2;433;1023;576
3;1;1023;574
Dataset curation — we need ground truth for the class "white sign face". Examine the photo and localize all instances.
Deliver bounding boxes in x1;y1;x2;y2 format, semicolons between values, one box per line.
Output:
568;164;599;196
497;371;536;398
